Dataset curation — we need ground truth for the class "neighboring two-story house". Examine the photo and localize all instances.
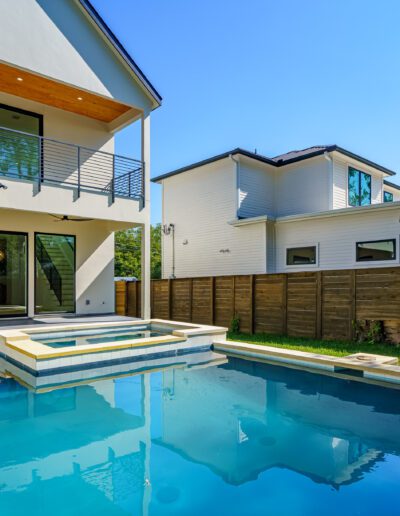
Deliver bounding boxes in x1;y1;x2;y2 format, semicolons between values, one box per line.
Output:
0;0;160;318
153;145;400;278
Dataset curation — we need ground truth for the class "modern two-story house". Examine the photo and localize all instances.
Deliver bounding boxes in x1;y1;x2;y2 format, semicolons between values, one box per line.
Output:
153;145;400;278
0;0;160;318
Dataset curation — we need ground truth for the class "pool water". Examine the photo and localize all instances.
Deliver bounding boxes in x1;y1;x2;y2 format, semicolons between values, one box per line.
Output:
0;356;399;515
30;325;167;348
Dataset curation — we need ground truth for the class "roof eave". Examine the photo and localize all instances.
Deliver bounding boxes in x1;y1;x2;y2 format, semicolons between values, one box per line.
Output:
77;0;162;109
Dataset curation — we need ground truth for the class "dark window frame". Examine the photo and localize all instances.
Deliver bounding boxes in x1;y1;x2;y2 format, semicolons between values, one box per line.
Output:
348;166;372;207
384;191;394;203
0;103;43;136
0;230;29;318
356;238;397;263
34;232;76;315
286;245;317;266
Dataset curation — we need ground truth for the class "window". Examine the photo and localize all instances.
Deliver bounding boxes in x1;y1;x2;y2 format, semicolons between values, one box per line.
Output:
384;191;394;203
348;167;371;206
356;239;396;262
287;246;316;266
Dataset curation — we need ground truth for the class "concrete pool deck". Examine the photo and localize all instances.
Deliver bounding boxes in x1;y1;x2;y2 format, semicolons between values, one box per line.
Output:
213;340;400;385
0;318;227;375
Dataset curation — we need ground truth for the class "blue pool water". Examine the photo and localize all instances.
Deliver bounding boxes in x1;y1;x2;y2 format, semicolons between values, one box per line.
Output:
0;356;399;515
30;325;167;348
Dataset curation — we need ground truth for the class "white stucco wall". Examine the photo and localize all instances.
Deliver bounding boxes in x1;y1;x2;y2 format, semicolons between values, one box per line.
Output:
274;205;400;272
0;208;120;316
0;0;153;112
161;159;267;278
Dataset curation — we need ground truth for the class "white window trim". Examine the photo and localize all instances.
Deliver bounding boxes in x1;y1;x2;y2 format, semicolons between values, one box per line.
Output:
285;242;319;269
353;236;399;266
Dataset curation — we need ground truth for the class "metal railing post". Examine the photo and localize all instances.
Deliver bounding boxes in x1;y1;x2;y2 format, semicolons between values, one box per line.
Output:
141;162;145;207
77;146;81;198
111;154;115;204
38;135;42;192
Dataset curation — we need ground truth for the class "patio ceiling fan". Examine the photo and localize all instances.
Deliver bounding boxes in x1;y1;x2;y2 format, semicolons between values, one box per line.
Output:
50;214;94;222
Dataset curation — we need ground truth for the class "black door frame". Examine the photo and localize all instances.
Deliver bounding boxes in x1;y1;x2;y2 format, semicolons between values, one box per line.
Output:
34;232;76;315
0;230;29;318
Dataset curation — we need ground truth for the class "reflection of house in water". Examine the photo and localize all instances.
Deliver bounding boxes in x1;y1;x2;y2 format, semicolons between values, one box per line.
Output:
158;358;400;488
0;375;151;514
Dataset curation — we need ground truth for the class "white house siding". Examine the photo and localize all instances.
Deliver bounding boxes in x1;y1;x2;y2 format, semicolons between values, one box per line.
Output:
274;157;331;216
332;156;384;209
0;0;152;112
384;184;400;202
162;159;267;278
238;158;275;218
275;206;400;272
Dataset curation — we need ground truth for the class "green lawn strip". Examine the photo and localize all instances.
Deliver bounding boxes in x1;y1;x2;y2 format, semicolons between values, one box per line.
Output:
227;332;400;359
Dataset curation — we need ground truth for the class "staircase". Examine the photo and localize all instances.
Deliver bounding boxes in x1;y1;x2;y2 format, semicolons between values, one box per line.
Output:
36;234;74;312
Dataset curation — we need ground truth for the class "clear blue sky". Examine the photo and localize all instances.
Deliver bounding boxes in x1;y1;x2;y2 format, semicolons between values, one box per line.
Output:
93;0;400;224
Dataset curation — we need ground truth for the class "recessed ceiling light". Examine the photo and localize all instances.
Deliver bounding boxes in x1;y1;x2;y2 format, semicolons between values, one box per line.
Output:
16;77;23;82
77;96;83;101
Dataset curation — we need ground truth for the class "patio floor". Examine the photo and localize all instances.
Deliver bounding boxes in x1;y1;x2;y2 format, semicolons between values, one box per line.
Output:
0;314;140;330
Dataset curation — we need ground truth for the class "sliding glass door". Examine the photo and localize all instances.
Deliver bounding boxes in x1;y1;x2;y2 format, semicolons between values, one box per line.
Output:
0;232;28;317
35;233;75;314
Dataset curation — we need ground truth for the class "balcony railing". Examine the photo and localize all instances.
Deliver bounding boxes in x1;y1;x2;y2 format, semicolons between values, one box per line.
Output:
0;126;144;203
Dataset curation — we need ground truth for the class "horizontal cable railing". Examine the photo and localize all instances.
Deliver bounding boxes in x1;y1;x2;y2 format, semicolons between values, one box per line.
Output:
0;126;144;202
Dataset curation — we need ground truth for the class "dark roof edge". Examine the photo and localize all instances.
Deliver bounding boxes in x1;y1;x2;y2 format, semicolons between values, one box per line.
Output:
333;146;395;176
384;179;400;191
152;145;396;183
78;0;162;107
151;148;276;182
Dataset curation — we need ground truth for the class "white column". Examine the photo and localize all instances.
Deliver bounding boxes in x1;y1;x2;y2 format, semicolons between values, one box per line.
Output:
141;113;151;319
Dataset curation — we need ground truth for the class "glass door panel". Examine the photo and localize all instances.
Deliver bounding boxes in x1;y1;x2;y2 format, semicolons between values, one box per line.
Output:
0;232;27;317
35;233;75;314
0;104;42;181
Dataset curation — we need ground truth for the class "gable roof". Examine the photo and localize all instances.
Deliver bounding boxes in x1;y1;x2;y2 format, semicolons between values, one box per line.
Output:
152;145;396;182
77;0;162;108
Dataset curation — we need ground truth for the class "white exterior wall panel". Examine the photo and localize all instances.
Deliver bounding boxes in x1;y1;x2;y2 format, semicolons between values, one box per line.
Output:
238;159;275;218
275;207;400;272
162;160;267;278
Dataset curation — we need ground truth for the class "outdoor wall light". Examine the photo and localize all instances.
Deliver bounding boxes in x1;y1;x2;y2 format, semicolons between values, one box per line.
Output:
0;183;8;190
0;250;6;262
219;249;230;254
182;239;188;245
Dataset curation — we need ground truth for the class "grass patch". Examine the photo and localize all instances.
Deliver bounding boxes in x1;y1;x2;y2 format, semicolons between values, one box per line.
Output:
227;332;400;359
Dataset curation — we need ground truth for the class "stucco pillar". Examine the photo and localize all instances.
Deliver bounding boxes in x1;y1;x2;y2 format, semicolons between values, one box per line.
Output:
141;113;151;319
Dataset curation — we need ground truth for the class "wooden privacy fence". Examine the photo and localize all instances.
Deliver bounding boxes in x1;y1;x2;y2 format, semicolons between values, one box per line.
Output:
115;267;400;342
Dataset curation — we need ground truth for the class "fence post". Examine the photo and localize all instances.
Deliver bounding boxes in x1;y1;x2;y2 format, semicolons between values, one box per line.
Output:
282;274;288;335
210;277;215;325
350;269;356;340
136;280;140;318
316;271;322;339
168;279;173;320
249;275;255;334
188;278;193;322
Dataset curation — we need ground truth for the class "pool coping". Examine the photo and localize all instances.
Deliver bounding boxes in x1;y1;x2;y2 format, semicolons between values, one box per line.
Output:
0;319;227;360
213;340;400;384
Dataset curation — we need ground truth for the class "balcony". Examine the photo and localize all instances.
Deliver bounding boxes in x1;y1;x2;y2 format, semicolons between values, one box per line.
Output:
0;126;144;203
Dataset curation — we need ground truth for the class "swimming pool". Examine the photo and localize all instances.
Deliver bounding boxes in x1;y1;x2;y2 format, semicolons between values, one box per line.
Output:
30;325;169;348
0;355;399;515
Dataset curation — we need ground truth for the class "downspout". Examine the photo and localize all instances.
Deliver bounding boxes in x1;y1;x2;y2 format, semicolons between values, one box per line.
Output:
229;153;240;217
171;224;175;279
324;151;333;210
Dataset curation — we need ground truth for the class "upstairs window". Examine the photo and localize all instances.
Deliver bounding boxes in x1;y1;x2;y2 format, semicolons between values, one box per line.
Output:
348;167;371;206
384;191;394;203
287;246;316;266
356;239;396;262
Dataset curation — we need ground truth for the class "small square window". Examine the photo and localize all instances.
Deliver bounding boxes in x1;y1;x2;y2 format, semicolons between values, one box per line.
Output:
356;239;396;262
384;191;394;203
287;246;316;265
